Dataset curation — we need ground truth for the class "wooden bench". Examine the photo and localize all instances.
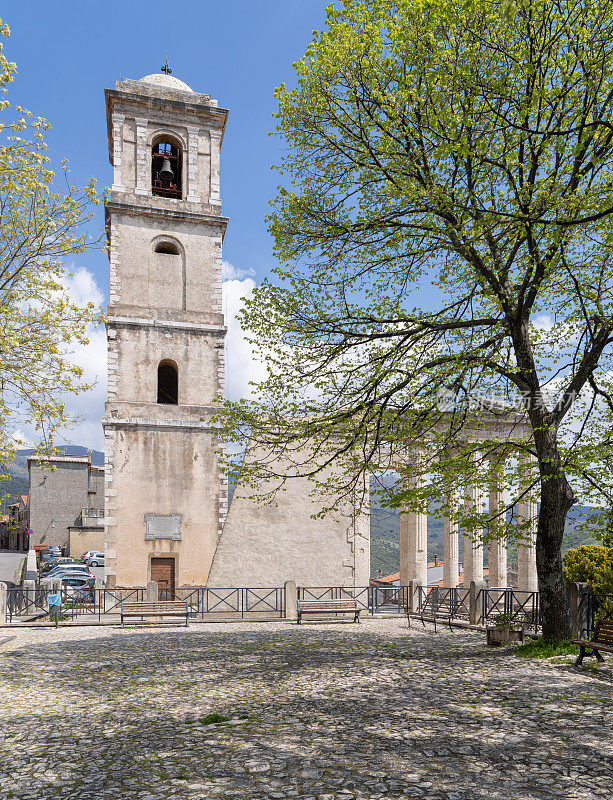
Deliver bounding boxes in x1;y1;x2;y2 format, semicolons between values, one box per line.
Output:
297;598;360;624
120;600;190;627
573;619;613;666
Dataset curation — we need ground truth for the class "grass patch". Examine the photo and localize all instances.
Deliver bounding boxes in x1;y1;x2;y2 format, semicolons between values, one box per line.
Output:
199;713;231;725
514;638;580;659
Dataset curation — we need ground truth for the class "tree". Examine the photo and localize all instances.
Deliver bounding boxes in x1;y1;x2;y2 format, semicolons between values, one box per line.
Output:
0;20;102;476
221;0;613;639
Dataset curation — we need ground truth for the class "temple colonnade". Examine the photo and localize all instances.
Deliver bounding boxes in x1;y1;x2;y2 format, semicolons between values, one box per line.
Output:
399;451;538;591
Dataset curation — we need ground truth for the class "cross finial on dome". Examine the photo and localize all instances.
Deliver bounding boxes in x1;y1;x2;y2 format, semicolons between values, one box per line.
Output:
161;56;172;75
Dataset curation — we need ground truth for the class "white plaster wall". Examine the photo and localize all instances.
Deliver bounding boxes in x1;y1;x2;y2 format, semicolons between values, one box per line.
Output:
104;424;223;587
208;458;370;588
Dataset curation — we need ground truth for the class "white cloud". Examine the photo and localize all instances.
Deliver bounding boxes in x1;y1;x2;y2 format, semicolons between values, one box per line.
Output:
63;266;105;308
532;314;553;331
11;429;35;449
223;264;267;401
222;260;255;282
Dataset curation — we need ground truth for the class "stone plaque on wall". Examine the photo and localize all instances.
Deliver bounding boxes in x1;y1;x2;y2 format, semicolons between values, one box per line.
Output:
144;514;182;541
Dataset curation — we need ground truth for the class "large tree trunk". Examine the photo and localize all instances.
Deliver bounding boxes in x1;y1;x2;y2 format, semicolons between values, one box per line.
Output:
536;460;573;640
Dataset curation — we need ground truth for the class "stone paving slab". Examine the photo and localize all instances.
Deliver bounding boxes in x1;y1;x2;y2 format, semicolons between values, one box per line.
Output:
0;619;611;799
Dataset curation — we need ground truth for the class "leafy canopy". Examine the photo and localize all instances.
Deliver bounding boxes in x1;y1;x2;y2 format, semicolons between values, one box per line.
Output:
222;0;613;542
0;20;103;478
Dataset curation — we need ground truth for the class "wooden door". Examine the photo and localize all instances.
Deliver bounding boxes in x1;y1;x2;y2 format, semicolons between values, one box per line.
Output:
150;557;175;599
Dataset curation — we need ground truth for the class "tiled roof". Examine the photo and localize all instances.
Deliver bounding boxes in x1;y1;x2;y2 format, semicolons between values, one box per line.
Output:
372;564;491;586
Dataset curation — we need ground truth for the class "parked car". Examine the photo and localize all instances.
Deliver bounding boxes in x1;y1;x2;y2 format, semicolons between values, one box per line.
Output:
84;551;104;567
39;548;62;564
81;551;99;563
62;576;94;600
55;570;95;588
47;563;91;575
41;558;75;576
47;566;93;582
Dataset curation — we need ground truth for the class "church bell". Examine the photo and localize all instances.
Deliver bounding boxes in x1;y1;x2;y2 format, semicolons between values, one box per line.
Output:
159;157;174;182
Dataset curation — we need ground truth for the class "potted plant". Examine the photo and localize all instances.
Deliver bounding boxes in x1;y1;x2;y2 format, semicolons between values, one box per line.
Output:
486;613;525;645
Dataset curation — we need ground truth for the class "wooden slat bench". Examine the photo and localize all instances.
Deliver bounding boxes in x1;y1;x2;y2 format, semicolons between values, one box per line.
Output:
573;619;613;666
297;598;360;624
120;600;190;627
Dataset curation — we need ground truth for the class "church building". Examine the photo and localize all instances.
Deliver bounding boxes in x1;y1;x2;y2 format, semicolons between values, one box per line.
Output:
103;70;370;591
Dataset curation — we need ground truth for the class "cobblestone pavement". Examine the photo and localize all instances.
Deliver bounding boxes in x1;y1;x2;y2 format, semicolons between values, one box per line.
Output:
0;619;611;799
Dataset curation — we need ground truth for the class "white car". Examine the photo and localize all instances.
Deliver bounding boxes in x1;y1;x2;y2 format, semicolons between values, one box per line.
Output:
84;551;105;567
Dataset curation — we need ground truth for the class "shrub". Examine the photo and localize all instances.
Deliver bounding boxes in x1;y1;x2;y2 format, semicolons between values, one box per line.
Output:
563;545;613;595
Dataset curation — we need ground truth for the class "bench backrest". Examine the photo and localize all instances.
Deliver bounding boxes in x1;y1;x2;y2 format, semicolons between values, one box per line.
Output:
298;599;357;609
594;619;613;644
122;601;187;611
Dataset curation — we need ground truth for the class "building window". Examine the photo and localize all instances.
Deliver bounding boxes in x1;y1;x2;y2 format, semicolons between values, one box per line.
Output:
157;361;178;404
154;239;181;255
151;140;182;199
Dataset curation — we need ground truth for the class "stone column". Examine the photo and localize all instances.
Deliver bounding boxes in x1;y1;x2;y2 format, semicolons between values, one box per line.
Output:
146;581;158;603
399;454;428;588
517;454;538;592
469;580;486;625
443;485;459;587
488;458;508;587
462;455;484;586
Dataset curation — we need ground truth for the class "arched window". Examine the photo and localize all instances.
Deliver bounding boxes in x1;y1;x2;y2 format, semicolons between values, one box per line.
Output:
152;140;182;199
157;361;178;404
154;239;181;255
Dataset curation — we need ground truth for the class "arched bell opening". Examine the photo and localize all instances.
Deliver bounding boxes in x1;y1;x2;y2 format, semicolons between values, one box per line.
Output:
151;138;182;199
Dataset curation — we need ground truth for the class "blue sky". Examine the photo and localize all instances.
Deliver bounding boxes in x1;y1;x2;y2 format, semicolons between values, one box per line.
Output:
4;0;332;449
6;0;330;288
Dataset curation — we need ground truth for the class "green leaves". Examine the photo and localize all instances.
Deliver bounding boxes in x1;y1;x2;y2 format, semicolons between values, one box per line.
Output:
220;0;613;547
0;18;103;472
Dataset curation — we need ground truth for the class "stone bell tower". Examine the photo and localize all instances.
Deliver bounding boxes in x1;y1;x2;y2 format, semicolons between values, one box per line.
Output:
103;71;228;590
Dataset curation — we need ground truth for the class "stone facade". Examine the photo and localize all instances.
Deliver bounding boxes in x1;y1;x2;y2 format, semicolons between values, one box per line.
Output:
103;71;368;590
103;73;228;588
28;457;103;553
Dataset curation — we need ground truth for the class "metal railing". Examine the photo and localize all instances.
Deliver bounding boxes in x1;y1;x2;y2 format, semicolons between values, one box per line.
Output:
298;586;371;610
586;591;613;638
6;585;49;622
481;588;540;632
158;587;285;618
10;581;603;636
298;586;410;614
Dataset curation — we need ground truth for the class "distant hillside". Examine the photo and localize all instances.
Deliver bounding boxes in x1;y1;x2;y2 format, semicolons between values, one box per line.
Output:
1;446;104;511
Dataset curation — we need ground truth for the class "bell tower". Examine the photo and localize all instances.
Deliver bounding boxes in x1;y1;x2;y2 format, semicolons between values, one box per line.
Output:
103;71;228;589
